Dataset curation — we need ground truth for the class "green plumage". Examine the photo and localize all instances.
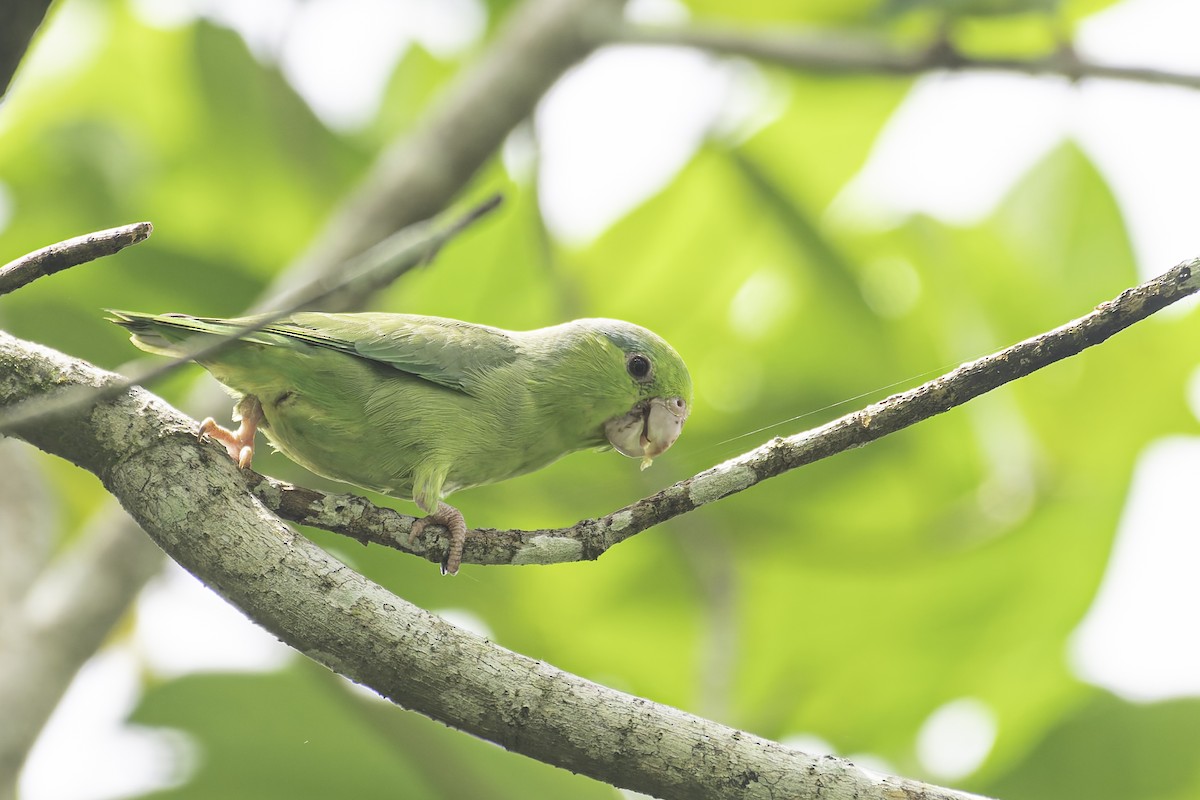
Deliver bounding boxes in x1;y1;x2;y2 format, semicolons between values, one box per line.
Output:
110;310;692;571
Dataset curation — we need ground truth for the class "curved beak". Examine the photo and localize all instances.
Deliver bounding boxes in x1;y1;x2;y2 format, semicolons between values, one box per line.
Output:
604;396;689;470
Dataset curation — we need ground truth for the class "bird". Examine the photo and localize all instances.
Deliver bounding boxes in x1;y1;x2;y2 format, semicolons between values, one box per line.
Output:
109;310;693;574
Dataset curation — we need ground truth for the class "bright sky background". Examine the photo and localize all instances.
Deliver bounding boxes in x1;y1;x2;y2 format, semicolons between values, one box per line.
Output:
15;0;1200;797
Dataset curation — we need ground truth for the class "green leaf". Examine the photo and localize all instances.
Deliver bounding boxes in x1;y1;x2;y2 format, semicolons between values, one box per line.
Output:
985;690;1200;800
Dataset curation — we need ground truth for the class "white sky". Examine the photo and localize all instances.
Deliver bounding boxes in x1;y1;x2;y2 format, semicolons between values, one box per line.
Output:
14;0;1200;797
1071;437;1200;700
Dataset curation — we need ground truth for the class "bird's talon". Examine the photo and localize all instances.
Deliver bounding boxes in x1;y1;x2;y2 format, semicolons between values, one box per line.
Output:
195;397;263;469
197;417;218;440
407;505;466;576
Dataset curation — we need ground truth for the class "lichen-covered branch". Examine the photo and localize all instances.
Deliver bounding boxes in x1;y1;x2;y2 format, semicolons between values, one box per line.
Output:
618;25;1200;91
0;331;989;800
248;258;1200;569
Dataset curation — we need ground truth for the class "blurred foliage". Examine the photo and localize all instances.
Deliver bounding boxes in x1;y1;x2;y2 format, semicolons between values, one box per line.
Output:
1;0;1197;799
130;661;614;800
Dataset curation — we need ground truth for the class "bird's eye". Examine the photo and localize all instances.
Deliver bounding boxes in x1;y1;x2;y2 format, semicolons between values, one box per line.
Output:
626;353;652;381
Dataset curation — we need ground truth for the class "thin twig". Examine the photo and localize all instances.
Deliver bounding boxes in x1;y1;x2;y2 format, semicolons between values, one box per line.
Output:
0;196;502;434
261;193;503;314
250;258;1200;568
0;222;153;297
619;25;1200;90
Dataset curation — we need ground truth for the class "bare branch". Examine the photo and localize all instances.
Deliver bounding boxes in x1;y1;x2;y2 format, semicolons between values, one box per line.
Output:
248;259;1200;568
0;330;990;800
0;222;153;297
619;25;1200;90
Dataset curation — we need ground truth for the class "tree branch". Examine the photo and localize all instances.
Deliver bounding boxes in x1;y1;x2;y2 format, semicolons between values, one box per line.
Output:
0;331;989;800
240;258;1200;568
0;508;161;790
263;193;502;313
268;0;627;311
0;221;153;297
0;440;54;608
0;0;54;99
618;25;1200;90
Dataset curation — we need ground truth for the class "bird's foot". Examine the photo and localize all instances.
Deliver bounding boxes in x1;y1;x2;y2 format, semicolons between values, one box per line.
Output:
198;395;263;469
408;503;467;576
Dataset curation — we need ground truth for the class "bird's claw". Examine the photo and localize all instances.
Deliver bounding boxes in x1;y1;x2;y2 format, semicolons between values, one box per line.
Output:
197;396;263;470
408;504;467;576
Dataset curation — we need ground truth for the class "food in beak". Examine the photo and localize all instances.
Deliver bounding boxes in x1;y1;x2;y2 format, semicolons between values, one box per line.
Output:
604;397;689;470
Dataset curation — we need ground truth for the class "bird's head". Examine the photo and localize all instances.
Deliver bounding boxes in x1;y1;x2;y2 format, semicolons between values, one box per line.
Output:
575;319;692;470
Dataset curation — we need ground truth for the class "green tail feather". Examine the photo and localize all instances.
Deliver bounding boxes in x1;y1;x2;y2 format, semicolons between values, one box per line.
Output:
106;310;232;357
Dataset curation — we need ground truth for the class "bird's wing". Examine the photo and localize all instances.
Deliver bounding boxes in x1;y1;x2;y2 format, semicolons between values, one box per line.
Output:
269;312;519;394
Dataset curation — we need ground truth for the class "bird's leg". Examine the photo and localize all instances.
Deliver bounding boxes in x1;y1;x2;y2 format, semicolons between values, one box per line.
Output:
198;395;263;469
408;503;467;576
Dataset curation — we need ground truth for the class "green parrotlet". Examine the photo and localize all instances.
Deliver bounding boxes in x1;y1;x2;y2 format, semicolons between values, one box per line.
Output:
109;311;693;574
